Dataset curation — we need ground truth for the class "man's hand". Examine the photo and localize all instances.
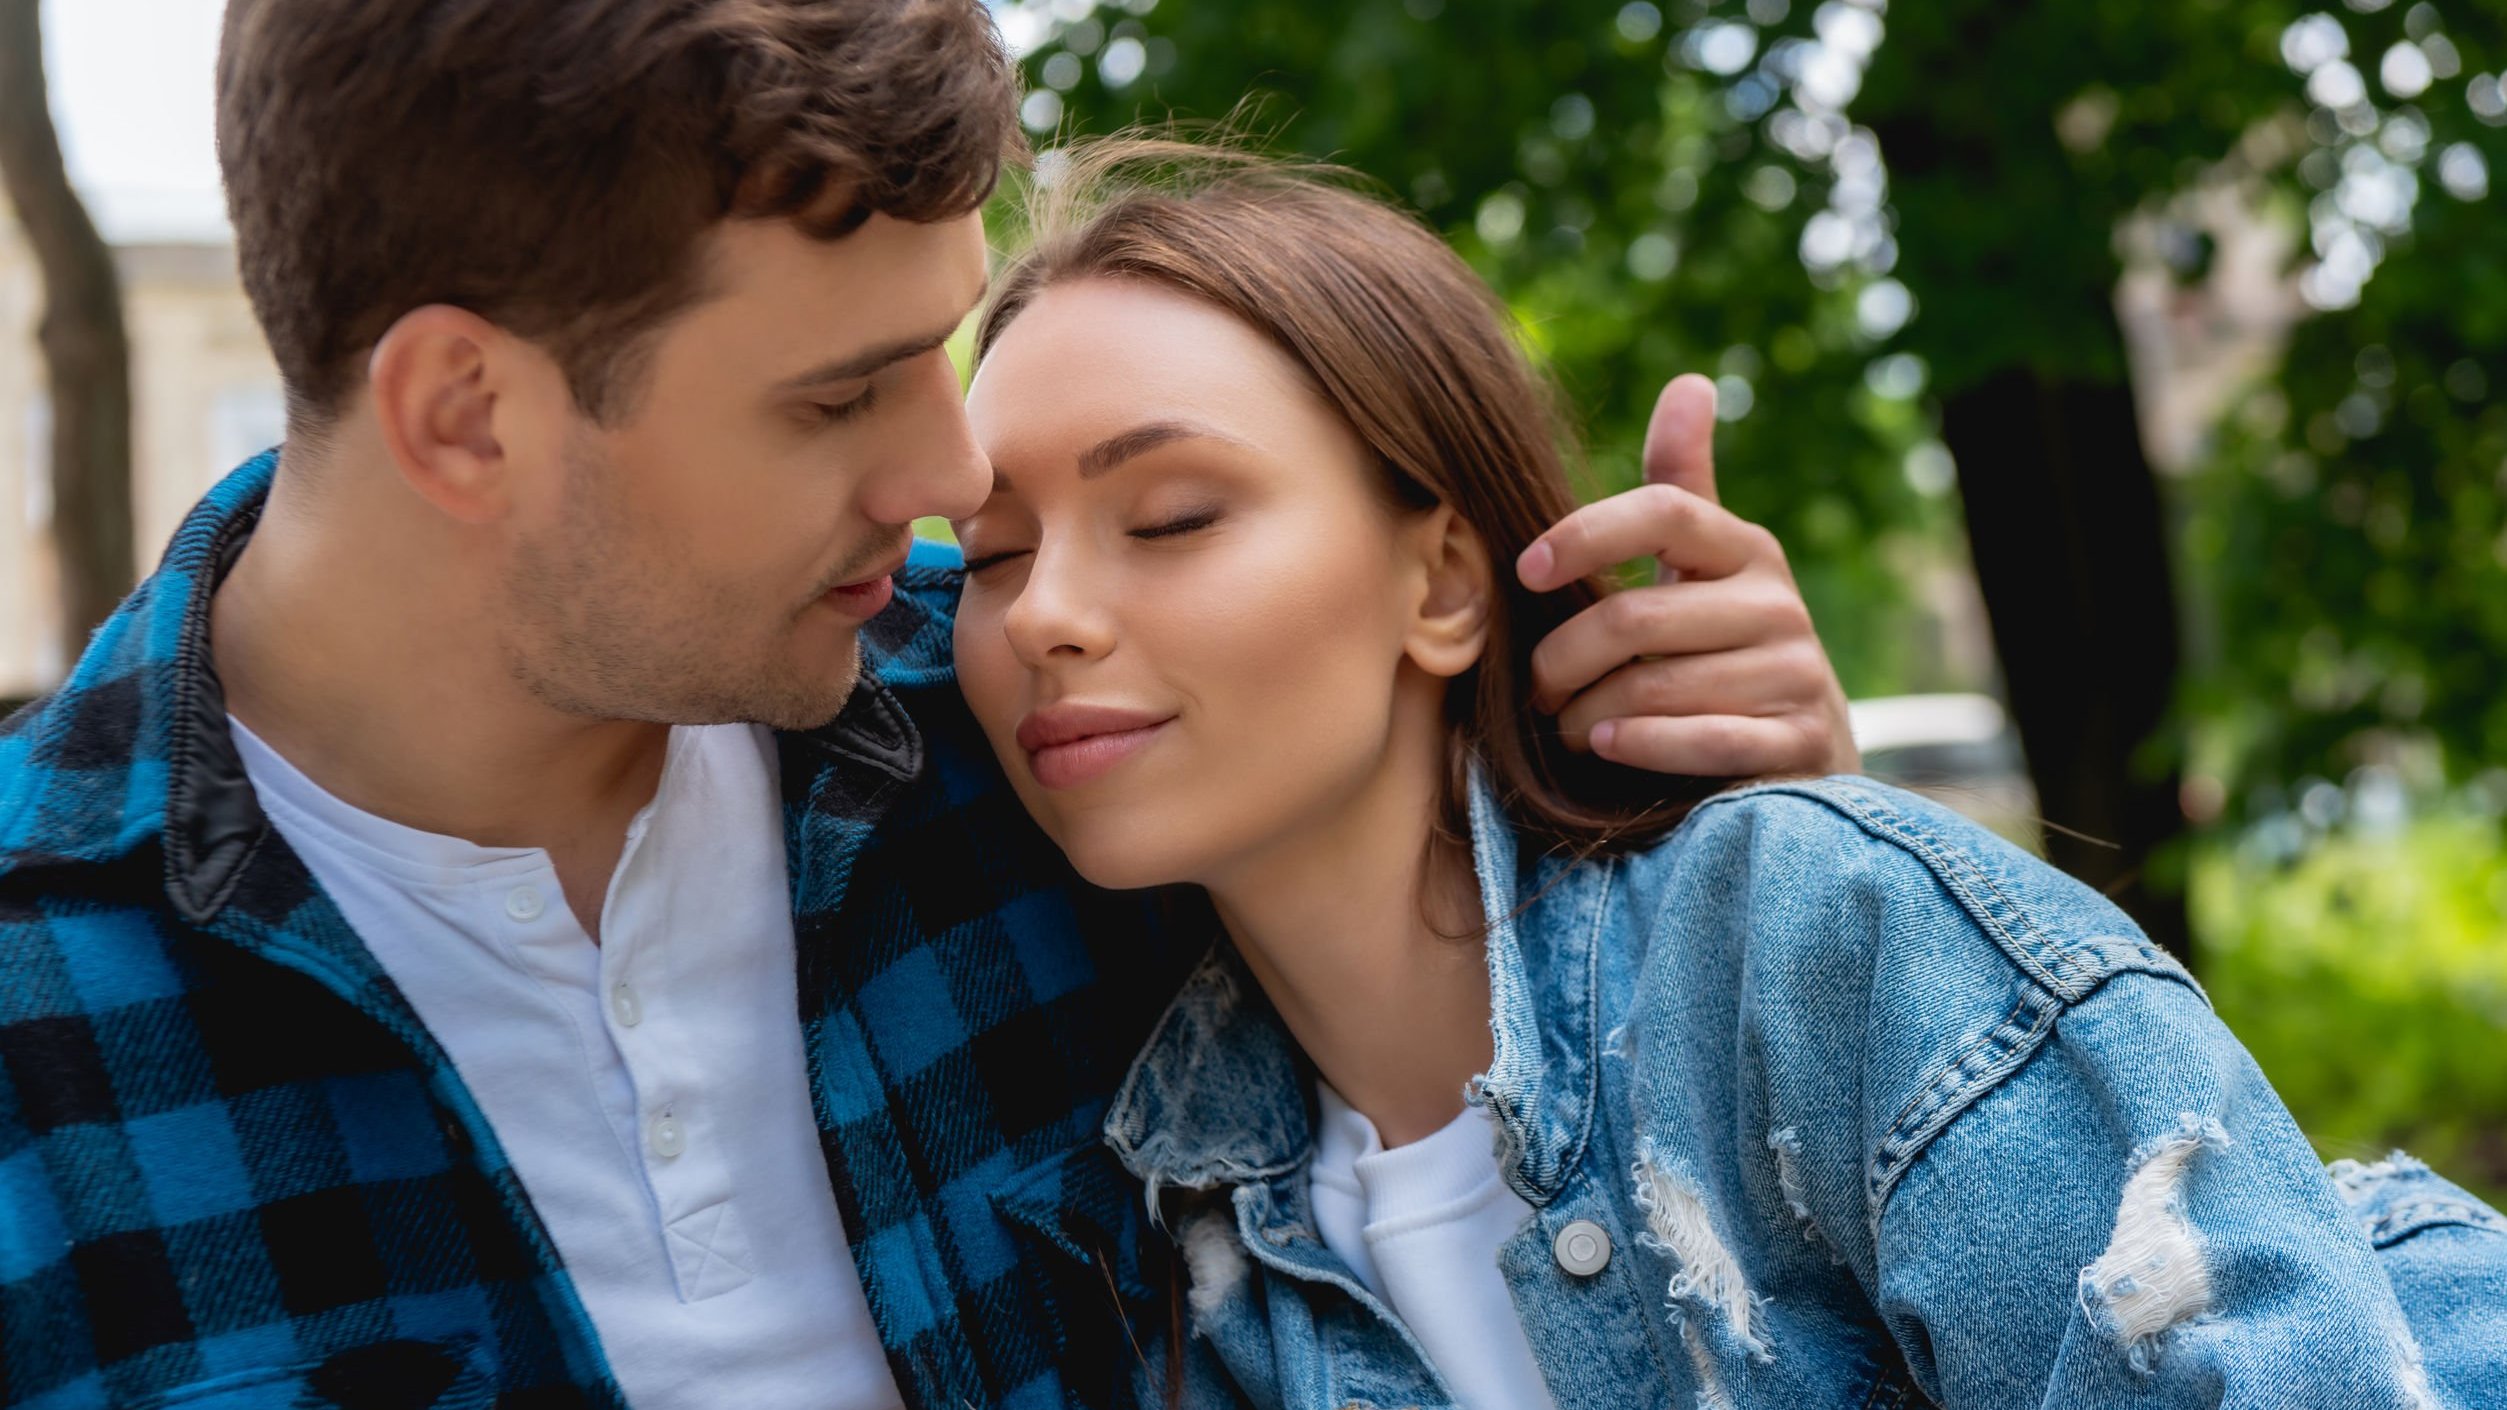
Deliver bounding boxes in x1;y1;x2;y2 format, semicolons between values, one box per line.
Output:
1517;374;1859;779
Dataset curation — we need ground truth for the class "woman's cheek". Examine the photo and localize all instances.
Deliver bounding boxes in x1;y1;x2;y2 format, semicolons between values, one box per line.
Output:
1163;521;1361;676
1176;515;1411;746
953;607;1021;756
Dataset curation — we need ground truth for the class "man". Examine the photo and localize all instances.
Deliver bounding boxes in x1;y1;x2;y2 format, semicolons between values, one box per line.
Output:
0;2;1855;1407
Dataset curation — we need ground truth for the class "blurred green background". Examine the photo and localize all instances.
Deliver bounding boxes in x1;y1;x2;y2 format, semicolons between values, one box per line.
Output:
993;0;2507;1197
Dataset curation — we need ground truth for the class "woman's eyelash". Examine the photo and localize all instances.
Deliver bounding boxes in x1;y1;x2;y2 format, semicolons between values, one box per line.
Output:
1133;509;1222;540
963;508;1221;572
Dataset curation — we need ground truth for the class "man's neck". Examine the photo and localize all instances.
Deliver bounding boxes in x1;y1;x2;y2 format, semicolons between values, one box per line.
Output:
1202;694;1493;1150
212;442;670;938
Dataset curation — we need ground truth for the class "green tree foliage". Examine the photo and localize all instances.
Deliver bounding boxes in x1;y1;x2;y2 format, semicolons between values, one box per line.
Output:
2196;813;2507;1197
2177;0;2507;817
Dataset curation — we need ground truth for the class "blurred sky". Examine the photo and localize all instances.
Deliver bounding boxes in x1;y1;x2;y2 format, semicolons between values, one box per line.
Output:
40;0;229;243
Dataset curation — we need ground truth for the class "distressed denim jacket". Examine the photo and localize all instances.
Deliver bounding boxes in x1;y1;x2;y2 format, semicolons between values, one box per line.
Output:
1096;770;2507;1409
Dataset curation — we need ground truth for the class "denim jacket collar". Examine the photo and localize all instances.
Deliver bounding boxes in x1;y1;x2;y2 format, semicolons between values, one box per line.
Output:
1103;763;1614;1207
1103;943;1316;1198
1464;763;1612;1203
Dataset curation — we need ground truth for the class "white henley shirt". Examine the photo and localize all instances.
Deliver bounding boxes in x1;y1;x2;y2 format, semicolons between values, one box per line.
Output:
231;716;903;1410
1309;1083;1561;1410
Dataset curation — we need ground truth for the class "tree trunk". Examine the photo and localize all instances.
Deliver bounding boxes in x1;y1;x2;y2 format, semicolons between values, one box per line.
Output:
0;0;135;671
1939;368;2190;961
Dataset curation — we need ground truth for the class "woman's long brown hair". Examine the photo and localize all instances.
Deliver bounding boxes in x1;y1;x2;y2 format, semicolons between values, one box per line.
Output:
977;135;1716;862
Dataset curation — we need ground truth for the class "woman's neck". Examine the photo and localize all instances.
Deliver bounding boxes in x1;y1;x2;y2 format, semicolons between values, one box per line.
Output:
1200;693;1492;1148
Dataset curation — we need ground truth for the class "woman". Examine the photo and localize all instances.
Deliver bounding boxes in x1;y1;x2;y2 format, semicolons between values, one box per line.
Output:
946;139;2504;1408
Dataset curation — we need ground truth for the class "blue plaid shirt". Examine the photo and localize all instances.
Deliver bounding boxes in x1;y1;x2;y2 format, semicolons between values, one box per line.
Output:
0;454;1191;1409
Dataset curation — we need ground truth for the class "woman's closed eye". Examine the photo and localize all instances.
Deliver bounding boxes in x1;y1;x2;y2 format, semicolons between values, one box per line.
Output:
964;542;1031;573
962;503;1226;573
1133;506;1224;541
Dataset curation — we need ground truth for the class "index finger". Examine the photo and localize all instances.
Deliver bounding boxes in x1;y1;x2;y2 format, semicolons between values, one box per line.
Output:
1516;482;1766;592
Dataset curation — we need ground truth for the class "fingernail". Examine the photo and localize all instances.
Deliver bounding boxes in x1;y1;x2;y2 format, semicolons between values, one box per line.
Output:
1518;541;1554;586
1590;719;1617;756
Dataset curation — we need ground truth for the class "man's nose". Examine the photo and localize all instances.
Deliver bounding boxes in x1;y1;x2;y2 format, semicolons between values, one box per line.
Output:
862;353;990;525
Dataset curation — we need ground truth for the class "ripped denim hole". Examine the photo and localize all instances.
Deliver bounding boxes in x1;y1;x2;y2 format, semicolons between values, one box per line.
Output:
1181;1212;1249;1317
2076;1112;2230;1374
1633;1138;1774;1365
1765;1126;1822;1244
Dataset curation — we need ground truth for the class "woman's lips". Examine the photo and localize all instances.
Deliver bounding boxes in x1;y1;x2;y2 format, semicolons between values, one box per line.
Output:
1028;722;1169;789
1017;705;1175;789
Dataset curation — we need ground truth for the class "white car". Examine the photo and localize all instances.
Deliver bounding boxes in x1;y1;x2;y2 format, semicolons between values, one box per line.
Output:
1849;693;2043;853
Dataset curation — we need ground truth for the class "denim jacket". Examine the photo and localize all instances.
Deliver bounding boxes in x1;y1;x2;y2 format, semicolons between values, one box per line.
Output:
1095;770;2507;1409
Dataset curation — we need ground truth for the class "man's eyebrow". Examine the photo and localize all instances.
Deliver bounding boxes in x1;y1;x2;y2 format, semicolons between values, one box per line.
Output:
773;324;959;392
772;273;987;392
1077;419;1249;479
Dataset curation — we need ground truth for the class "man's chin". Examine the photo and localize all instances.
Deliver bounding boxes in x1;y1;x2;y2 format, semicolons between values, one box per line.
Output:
743;639;866;732
608;640;864;732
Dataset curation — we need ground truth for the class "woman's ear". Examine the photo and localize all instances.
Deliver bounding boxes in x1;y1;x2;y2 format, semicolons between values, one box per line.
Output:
1402;505;1494;679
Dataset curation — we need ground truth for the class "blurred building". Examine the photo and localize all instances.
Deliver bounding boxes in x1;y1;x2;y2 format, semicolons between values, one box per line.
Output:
0;210;282;697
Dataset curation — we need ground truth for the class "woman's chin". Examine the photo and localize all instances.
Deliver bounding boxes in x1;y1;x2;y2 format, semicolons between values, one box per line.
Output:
1056;830;1203;894
1069;851;1193;894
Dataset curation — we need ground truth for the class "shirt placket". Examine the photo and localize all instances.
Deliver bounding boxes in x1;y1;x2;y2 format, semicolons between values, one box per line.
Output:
600;795;756;1303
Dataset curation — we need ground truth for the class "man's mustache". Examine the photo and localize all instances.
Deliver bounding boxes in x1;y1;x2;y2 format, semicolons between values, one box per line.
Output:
806;535;915;600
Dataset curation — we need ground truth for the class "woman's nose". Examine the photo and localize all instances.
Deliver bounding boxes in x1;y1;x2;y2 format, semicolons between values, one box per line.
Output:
1001;545;1116;667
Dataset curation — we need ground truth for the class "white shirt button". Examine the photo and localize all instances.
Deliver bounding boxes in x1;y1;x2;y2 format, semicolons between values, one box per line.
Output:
1554;1219;1611;1276
503;886;544;922
648;1110;686;1160
611;982;643;1028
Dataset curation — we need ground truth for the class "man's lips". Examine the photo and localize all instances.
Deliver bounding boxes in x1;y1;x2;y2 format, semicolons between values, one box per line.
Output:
1016;703;1175;789
818;550;909;620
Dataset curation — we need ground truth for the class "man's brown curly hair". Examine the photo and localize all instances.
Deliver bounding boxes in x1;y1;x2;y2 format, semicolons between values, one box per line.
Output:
217;0;1025;429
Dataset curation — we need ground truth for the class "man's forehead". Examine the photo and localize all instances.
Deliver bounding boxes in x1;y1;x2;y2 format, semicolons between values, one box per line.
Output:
682;211;988;374
705;210;988;309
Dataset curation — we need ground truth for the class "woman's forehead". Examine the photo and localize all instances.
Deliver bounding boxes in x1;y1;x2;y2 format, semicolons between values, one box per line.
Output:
967;278;1336;462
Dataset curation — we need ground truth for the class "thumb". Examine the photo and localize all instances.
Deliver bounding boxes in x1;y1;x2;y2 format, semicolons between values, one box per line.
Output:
1642;373;1720;506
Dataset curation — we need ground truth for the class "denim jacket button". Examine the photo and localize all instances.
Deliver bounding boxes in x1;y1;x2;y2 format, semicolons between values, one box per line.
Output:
1554;1219;1611;1276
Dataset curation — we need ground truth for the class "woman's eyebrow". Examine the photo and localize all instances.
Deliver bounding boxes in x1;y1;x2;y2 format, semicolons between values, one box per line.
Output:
1076;419;1250;479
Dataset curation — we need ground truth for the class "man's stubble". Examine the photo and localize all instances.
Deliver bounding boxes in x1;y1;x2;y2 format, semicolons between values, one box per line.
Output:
498;431;871;731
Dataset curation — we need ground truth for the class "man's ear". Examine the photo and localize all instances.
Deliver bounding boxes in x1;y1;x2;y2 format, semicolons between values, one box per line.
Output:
1403;504;1494;679
366;304;544;524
